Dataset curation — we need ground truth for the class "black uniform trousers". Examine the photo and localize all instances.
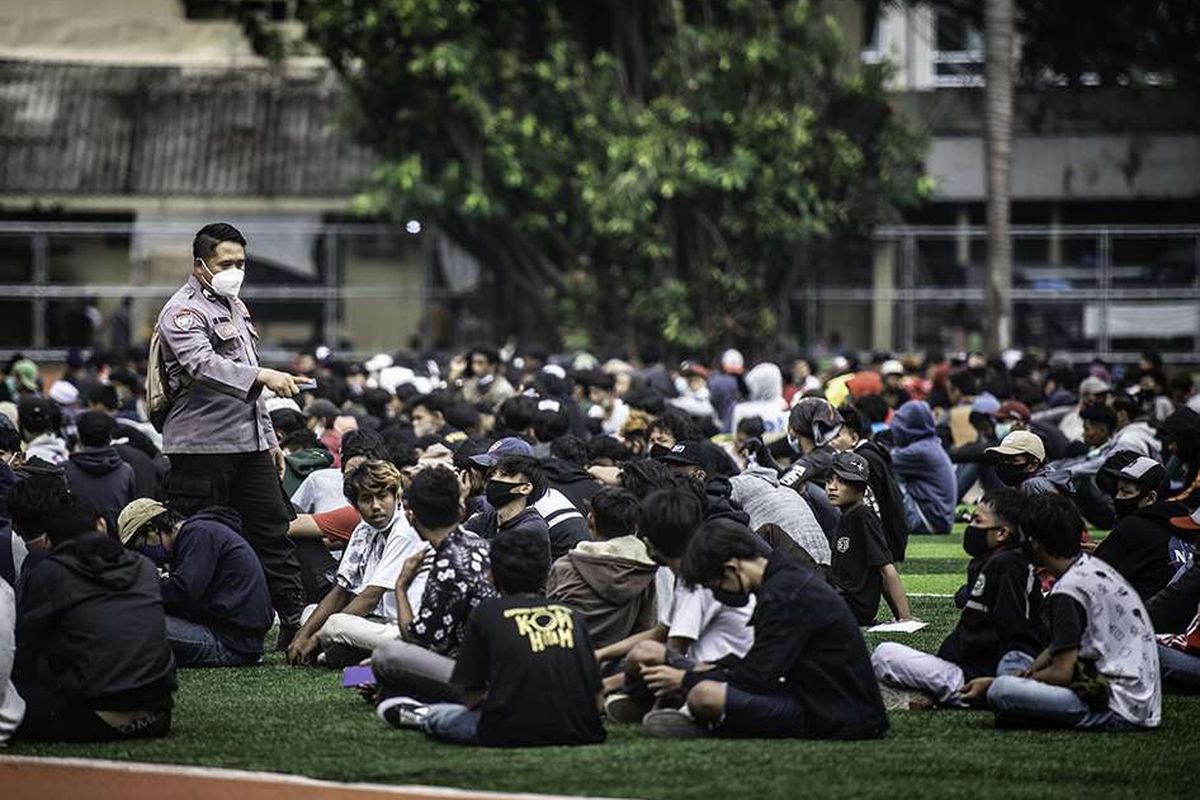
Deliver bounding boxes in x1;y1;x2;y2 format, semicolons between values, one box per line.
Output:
166;449;305;627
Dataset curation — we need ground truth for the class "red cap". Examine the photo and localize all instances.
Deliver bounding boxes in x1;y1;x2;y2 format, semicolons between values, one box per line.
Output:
991;400;1032;423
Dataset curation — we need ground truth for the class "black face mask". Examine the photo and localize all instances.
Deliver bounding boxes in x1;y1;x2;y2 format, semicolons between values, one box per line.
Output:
711;571;751;608
962;525;995;558
485;479;526;509
1113;494;1146;519
648;443;671;459
994;462;1030;487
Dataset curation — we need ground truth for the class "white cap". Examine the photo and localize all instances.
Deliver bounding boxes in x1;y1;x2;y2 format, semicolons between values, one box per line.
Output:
720;349;745;374
265;397;302;415
542;364;567;379
880;360;904;377
48;380;80;406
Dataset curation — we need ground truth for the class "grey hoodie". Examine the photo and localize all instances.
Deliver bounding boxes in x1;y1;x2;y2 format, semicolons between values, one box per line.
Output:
730;463;831;566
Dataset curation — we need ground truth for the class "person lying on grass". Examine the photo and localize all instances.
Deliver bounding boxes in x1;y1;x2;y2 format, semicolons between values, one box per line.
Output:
287;460;429;667
872;489;1046;709
595;487;755;725
825;452;913;626
377;527;606;748
960;493;1162;731
633;519;888;740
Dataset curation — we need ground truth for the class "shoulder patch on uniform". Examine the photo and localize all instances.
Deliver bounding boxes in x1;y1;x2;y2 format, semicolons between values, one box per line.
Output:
214;321;238;340
971;573;987;597
174;309;198;331
836;536;851;553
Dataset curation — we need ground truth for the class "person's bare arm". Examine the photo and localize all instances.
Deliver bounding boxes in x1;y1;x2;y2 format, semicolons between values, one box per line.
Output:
1031;648;1078;687
594;623;667;662
341;585;386;618
287;585;350;665
880;564;914;621
288;515;325;540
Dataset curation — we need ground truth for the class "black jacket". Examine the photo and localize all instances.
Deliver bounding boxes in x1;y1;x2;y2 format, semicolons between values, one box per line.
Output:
703;475;751;526
855;439;909;563
1094;503;1185;601
540;458;601;512
64;447;136;534
683;552;888;740
15;532;176;710
1147;560;1200;633
115;442;161;501
937;543;1046;680
163;506;274;654
464;506;552;565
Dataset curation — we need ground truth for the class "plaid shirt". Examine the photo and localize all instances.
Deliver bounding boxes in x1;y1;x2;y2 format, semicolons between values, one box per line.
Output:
405;527;497;657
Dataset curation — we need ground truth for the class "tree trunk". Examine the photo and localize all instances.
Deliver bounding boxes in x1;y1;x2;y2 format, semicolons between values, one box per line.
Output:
984;0;1014;354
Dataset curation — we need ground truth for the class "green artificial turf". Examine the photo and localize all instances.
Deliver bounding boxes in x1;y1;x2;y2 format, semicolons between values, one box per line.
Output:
8;529;1194;800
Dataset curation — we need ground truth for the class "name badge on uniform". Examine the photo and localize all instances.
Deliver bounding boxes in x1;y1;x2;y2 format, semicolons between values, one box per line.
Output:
214;321;239;341
174;309;198;331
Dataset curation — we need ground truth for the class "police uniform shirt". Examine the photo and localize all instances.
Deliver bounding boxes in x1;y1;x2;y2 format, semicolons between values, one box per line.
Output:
155;276;276;455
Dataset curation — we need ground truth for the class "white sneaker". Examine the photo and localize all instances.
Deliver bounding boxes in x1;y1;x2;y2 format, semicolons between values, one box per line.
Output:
377;696;429;730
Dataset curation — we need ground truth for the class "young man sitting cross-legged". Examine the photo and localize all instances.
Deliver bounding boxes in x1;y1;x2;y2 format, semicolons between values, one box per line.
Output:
872;489;1046;709
377;527;606;748
962;493;1162;731
596;487;755;724
637;519;889;740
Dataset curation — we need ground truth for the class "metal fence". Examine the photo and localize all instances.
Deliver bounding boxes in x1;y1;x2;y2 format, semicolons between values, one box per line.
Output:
795;224;1200;363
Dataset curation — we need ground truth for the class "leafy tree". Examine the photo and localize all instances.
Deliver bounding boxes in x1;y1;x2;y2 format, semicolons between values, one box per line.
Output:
303;0;928;355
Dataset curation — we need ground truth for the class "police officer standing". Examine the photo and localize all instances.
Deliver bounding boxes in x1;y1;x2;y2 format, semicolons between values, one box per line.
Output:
156;222;308;648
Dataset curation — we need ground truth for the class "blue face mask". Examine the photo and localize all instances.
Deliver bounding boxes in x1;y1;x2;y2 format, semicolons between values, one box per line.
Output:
139;543;170;565
995;422;1014;440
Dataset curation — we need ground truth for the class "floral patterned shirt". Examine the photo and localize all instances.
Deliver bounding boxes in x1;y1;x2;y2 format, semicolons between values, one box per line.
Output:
405;527;497;657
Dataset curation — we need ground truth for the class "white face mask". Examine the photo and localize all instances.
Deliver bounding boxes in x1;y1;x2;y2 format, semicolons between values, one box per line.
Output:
201;260;245;299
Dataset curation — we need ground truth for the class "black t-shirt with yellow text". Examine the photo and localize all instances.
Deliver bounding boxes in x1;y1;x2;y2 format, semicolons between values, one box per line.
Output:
451;595;605;747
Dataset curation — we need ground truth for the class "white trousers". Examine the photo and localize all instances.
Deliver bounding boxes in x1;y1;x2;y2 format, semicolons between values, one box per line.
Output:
871;642;966;704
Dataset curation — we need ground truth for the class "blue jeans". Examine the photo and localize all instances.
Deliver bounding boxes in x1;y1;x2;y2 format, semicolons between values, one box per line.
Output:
897;481;936;534
165;616;262;668
423;703;481;745
987;675;1141;731
996;649;1036;677
1158;645;1200;691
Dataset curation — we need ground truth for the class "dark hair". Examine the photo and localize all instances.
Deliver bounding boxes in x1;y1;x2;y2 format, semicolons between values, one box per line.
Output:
1020;493;1083;559
838;404;869;440
649;408;698;443
362;388;394;420
1080;403;1118;429
410;393;447;417
280;428;321;453
341;428;389;464
979;488;1025;532
735;415;765;440
0;425;22;454
494;454;545;500
470;348;501;366
498;395;537;434
6;474;71;541
444;402;481;434
387;439;419;470
681;520;761;587
624;386;665;415
590;488;639;539
193;222;247;261
406;466;462;529
46;495;101;546
270;408;308;437
856;393;891;425
587;435;632;465
489;528;550;594
86;384;120;412
949;370;979;397
619;457;674;500
637;488;704;559
550;434;588;467
532;402;570;443
76;410;115;448
343;459;402;504
17;397;59;438
587;371;616;392
1111;393;1142;421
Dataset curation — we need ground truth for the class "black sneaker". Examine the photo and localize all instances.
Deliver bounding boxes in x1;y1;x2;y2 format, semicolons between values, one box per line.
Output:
604;693;651;724
642;709;708;739
377;696;429;730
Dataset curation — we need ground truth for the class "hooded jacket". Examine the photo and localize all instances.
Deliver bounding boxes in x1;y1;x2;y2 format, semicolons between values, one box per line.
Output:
1162;407;1200;507
65;446;136;535
25;433;69;466
283;447;336;497
731;363;788;435
15;532;176;710
730;463;831;566
1094;502;1189;601
541;457;602;513
162;506;274;655
890;401;957;534
546;535;658;648
853;439;909;563
703;475;751;526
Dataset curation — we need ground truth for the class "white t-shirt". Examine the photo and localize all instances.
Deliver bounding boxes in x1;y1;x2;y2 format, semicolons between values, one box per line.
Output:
1051;554;1162;727
654;567;755;663
367;513;428;623
0;579;25;744
291;469;347;514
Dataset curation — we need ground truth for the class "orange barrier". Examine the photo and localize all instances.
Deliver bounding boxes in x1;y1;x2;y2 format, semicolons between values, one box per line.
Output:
0;756;629;800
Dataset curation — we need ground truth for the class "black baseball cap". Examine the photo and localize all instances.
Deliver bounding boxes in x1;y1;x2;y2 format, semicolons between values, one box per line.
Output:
830;451;870;484
656;442;704;467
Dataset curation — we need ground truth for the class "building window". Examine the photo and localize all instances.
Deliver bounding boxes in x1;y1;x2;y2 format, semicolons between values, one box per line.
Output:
933;7;984;87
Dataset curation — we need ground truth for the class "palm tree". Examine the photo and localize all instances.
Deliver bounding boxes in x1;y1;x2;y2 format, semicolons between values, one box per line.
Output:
983;0;1014;353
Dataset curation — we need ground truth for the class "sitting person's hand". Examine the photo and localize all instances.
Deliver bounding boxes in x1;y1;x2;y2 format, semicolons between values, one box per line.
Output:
286;633;319;666
958;676;995;705
640;664;686;695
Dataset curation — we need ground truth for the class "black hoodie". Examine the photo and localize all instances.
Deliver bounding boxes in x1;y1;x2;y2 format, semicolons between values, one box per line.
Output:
16;532;176;710
65;446;136;534
540;457;601;512
1094;502;1188;600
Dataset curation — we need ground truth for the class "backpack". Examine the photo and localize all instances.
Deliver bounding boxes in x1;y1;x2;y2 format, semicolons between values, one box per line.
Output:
146;327;191;433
